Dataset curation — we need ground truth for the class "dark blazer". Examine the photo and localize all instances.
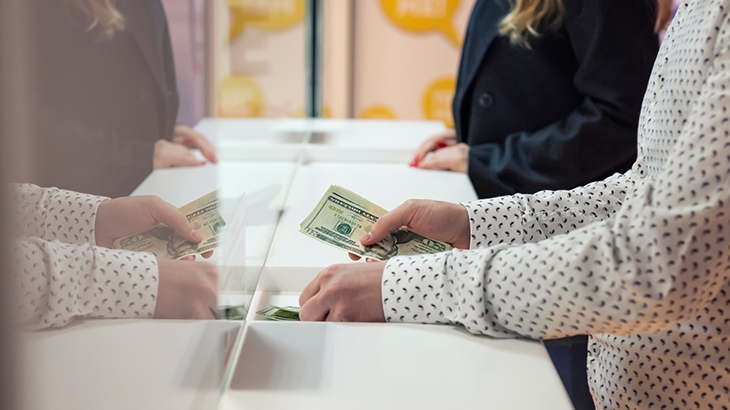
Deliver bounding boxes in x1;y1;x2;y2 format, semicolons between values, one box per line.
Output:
454;0;659;198
31;0;179;198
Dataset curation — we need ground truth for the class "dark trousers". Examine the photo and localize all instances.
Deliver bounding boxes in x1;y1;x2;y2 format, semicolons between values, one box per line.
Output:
544;336;595;410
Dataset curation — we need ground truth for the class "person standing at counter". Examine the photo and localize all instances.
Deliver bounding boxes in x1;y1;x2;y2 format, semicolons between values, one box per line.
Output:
11;184;218;330
30;0;217;198
411;0;668;199
299;0;730;408
409;1;669;407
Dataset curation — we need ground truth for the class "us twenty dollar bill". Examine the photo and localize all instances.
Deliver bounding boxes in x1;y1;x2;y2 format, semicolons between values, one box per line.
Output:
112;191;226;260
300;185;451;260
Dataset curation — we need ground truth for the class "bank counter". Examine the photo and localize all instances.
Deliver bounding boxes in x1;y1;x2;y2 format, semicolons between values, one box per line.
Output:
21;119;574;410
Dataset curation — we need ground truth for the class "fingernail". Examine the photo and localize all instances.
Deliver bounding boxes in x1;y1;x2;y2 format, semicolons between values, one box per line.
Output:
361;233;371;243
192;229;203;241
409;158;419;167
437;141;447;149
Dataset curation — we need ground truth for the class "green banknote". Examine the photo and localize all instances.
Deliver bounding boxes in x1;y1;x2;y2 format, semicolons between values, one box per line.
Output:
218;304;248;320
299;185;451;260
112;191;226;260
257;306;301;321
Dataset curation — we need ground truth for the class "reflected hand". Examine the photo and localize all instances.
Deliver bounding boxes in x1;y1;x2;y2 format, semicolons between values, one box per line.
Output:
410;128;457;167
417;143;469;173
153;139;206;169
154;258;218;319
348;199;470;261
95;195;213;258
173;125;218;164
299;262;386;322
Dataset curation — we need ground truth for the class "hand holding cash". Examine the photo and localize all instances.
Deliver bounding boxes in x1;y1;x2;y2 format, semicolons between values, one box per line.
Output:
112;191;226;259
300;186;452;260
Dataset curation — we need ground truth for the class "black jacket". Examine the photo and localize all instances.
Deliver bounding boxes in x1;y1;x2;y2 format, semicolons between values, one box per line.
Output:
31;0;179;198
455;0;659;198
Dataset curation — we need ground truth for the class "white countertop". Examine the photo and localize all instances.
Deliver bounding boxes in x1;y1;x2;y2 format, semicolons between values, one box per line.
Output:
21;119;573;410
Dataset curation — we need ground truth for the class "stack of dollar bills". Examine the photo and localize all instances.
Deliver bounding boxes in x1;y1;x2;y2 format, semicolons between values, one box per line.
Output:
299;185;451;260
257;306;301;321
113;191;226;260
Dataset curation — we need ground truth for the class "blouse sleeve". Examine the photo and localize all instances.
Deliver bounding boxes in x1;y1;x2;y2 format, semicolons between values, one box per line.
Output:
465;171;631;249
11;183;106;245
12;240;159;330
10;184;159;329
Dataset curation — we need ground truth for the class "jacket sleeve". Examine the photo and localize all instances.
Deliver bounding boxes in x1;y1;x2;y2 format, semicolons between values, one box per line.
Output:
468;0;658;198
37;111;156;198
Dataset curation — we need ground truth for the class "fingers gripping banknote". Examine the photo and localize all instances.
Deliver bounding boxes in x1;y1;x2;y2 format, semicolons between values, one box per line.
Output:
300;186;451;260
113;191;226;259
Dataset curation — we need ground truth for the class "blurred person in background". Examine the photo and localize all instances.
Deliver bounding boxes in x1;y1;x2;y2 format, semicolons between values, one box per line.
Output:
29;0;217;198
411;0;670;199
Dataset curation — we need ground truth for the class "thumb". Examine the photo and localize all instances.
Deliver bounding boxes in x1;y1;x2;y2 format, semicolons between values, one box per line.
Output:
148;198;202;244
362;201;415;246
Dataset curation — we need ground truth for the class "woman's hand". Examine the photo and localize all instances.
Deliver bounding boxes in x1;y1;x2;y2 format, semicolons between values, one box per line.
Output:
153;126;217;169
172;125;218;164
153;139;205;169
299;262;386;322
417;143;469;173
349;199;470;261
410;128;457;167
95;196;213;258
154;258;218;319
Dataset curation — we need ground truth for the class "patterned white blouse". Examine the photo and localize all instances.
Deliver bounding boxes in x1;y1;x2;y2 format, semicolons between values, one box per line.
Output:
382;1;730;408
11;184;158;330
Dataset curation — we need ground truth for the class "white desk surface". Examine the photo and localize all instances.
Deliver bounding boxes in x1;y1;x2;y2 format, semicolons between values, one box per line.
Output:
222;322;571;410
22;320;243;410
21;119;573;410
195;118;446;163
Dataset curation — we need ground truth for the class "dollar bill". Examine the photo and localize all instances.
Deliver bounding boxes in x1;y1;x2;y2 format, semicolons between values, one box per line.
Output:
300;185;452;260
218;304;248;320
112;191;226;260
257;305;301;321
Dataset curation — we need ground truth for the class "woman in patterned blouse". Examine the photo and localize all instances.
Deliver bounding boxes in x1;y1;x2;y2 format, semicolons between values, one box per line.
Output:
300;1;730;408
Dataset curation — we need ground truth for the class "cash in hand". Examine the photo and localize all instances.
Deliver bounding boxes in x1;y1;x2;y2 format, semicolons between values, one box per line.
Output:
300;185;451;260
112;191;226;260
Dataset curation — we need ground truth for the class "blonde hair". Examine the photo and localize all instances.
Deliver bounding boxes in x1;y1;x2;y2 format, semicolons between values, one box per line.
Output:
68;0;126;39
499;0;674;44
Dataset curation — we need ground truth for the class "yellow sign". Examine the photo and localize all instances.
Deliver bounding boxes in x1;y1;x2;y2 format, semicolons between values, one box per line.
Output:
219;75;265;118
379;0;462;47
228;0;305;42
422;77;455;127
359;105;398;120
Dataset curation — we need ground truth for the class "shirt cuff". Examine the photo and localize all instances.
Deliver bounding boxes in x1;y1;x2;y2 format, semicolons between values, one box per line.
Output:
381;253;451;324
88;248;159;319
43;188;109;245
462;197;525;249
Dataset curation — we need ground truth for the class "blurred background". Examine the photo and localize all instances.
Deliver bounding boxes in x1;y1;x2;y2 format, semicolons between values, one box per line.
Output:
165;0;474;127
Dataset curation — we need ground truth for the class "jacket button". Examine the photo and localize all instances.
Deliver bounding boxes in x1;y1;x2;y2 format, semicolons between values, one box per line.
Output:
478;92;494;108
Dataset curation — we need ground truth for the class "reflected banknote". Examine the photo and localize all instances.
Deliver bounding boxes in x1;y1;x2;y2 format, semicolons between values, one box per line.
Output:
257;305;300;321
300;185;451;260
112;191;226;259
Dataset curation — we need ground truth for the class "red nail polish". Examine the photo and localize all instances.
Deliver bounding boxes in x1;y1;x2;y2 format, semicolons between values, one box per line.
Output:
409;159;418;167
437;141;447;149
